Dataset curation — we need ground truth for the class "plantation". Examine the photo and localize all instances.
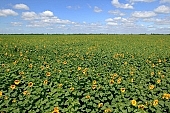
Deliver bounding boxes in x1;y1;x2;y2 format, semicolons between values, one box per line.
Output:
0;34;170;113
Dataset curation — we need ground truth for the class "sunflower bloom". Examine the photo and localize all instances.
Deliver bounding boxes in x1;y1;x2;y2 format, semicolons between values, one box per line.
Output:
70;87;74;91
104;108;112;113
120;88;126;93
153;99;158;106
149;85;154;90
46;72;51;77
86;95;90;99
58;84;63;88
14;80;20;85
98;103;103;108
23;91;28;95
131;100;137;106
92;85;97;90
28;82;33;87
162;93;170;99
43;80;48;85
138;104;145;110
157;79;161;84
63;61;67;64
92;80;97;85
53;107;60;113
110;79;114;84
117;77;121;84
0;91;2;97
77;66;81;71
28;64;33;68
10;85;16;90
150;72;154;76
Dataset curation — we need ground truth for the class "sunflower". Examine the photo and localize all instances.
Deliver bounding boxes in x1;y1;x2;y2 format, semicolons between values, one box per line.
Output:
149;85;154;90
92;85;97;90
58;84;63;88
109;79;114;84
1;64;5;67
120;88;126;93
28;82;33;87
117;77;121;84
46;72;51;77
153;99;158;106
77;66;81;71
150;72;154;76
63;61;67;64
86;95;90;99
98;103;103;108
10;85;16;90
12;99;16;103
52;107;60;113
0;91;2;97
23;90;28;95
43;80;48;85
131;99;137;106
14;80;20;85
157;79;161;84
70;87;74;91
104;108;112;113
92;80;97;85
28;64;33;68
138;104;145;110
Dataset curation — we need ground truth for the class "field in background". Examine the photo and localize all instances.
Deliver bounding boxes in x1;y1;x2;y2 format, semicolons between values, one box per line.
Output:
0;35;170;113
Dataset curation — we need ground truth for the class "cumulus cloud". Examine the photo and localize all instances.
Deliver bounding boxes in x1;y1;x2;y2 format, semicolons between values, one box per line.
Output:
130;0;155;3
154;5;170;14
22;10;73;28
22;11;38;20
0;9;18;16
13;4;29;10
160;0;170;3
11;22;22;26
111;0;133;9
108;10;125;16
132;11;156;18
94;6;102;13
40;10;54;17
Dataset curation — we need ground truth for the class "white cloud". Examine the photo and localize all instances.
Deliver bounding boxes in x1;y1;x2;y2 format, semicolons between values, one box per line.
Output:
22;11;38;20
94;6;102;13
66;5;80;10
0;9;18;16
108;10;125;16
13;4;29;10
130;0;155;3
22;10;73;28
11;22;22;26
132;11;156;18
40;10;54;17
107;22;118;26
160;0;170;3
154;5;170;14
111;0;133;9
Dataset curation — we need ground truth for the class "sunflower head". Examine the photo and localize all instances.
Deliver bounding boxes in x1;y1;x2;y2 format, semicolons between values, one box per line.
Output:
14;80;20;85
153;99;159;106
131;99;137;106
10;85;16;90
46;72;51;77
120;88;126;93
28;82;33;87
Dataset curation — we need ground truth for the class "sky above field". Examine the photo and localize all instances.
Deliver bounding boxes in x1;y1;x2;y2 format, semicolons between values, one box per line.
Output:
0;0;170;34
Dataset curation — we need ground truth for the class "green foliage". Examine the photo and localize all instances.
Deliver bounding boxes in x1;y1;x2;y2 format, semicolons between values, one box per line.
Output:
0;35;170;113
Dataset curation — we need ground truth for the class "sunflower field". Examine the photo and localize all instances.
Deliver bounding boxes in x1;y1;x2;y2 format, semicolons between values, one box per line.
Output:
0;34;170;113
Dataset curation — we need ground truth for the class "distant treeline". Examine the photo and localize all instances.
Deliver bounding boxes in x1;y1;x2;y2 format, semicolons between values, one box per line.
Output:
0;33;170;35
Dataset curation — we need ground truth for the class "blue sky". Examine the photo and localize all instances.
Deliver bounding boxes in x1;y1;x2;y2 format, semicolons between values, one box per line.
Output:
0;0;170;34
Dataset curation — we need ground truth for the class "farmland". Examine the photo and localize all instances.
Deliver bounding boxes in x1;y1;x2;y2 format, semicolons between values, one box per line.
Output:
0;34;170;113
